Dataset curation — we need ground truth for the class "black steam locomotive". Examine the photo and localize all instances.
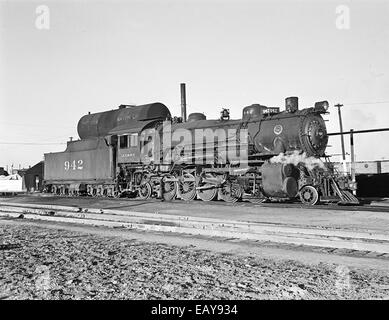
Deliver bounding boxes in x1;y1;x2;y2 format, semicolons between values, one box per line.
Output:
44;96;358;205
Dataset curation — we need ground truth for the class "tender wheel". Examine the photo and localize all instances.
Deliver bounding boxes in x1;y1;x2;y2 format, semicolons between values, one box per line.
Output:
299;185;319;205
218;183;242;203
92;187;98;197
138;182;152;200
162;176;177;201
96;185;103;197
178;173;196;201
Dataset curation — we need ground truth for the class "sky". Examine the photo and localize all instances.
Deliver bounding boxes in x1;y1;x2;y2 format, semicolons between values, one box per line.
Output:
0;0;388;169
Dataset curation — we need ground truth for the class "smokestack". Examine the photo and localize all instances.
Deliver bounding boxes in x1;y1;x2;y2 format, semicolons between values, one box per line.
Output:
285;97;298;112
180;83;187;122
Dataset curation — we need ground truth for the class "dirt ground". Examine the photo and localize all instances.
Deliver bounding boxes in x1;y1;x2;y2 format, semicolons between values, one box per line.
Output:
1;221;388;300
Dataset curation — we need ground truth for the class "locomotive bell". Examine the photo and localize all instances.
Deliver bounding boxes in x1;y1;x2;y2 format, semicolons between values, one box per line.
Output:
220;108;230;121
285;97;298;113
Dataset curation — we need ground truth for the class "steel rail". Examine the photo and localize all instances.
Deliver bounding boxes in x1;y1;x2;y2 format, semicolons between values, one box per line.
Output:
1;202;389;255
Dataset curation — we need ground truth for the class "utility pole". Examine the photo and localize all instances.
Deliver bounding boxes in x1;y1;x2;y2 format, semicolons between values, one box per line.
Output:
350;129;356;195
180;83;187;122
334;104;346;161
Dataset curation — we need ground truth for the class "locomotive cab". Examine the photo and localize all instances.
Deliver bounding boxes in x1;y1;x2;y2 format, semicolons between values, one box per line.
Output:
117;133;141;163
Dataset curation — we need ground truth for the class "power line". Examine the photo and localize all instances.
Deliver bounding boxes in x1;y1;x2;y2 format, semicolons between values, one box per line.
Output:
0;121;74;129
0;142;66;145
344;101;389;105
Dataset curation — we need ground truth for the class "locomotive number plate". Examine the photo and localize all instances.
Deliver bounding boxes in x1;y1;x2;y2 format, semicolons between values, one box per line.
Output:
64;160;84;171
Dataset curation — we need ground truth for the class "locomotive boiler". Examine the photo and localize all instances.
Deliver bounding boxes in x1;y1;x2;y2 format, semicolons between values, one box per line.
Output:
44;96;358;205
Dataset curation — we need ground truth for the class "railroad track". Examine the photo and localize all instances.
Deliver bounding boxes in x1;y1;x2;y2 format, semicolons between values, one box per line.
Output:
2;194;389;213
1;202;389;256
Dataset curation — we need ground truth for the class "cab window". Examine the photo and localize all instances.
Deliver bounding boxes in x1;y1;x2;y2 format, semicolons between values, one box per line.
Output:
129;134;138;147
144;136;153;157
143;135;153;146
119;135;128;149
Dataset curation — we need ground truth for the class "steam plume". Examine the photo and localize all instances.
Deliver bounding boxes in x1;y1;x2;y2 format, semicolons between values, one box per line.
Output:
270;150;326;171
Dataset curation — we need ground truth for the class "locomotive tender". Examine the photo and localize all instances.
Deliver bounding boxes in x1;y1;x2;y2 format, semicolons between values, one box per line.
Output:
44;96;358;205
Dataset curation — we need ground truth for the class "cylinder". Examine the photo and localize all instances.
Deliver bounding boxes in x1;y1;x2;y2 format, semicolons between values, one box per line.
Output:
282;163;295;177
261;162;298;198
283;177;298;197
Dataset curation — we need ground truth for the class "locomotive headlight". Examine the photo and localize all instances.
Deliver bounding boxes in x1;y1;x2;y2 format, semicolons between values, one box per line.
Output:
314;101;329;112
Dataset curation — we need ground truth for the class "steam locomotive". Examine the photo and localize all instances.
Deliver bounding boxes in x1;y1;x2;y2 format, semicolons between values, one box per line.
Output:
44;96;358;205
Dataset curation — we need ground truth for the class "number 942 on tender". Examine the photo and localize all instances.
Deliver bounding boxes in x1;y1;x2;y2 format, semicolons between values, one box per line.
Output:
64;160;84;171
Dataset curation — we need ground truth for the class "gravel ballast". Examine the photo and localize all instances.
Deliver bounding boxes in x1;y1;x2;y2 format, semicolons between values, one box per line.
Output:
1;223;388;300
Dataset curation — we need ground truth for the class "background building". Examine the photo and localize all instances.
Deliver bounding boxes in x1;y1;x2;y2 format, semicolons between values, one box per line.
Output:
23;161;44;192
